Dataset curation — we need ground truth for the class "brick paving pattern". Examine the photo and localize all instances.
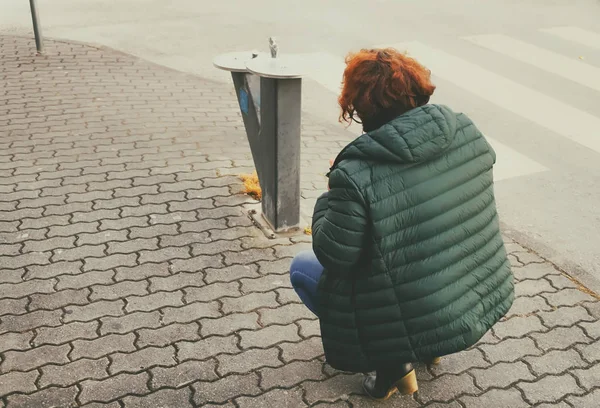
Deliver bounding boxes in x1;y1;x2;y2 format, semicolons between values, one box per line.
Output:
1;35;600;407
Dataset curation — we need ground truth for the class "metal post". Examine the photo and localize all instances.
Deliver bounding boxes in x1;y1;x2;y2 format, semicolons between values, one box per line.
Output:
29;0;44;53
213;44;303;234
258;76;302;231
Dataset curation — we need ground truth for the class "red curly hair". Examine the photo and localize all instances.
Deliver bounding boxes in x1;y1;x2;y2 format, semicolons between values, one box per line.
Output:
338;48;436;132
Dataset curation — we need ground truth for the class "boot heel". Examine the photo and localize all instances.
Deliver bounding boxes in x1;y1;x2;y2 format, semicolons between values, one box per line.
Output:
395;369;418;395
429;357;442;365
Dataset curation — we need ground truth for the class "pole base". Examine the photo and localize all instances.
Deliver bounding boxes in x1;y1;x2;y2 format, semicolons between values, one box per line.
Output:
243;203;305;238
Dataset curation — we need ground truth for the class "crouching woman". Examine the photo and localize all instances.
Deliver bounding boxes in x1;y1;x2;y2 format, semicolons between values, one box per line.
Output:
290;48;514;400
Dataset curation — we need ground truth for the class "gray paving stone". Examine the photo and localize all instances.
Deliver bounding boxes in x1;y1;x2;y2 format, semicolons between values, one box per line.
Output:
513;262;560;281
79;372;150;404
64;300;124;323
479;337;542;363
29;288;90;310
0;268;24;284
546;274;580;290
277;288;301;305
507;295;553;317
39;358;109;387
416;372;479;403
260;360;326;389
517;374;584;405
297;318;321;338
224;248;276;266
236;387;306;408
544;288;596;307
470;361;535;390
5;385;79;408
48;221;98;238
184;281;240;303
200;312;259;336
580;320;600;339
84;253;137;272
572;363;600;391
0;370;38;395
26;260;83;279
159;231;210;248
109;345;176;374
204;264;259;283
0;332;34;353
530;326;592;351
1;344;70;372
524;348;587;375
430;348;489;375
150;360;218;389
100;311;161;335
240;273;293;293
71;333;137;360
217;347;282;375
0;278;55;299
161;301;221;324
137;323;199;348
222;291;279;314
0;309;62;334
90;281;150;301
279;337;324;363
193;373;261;405
126;290;183;312
539;305;595;328
115;262;170;281
493;315;546;339
568;389;600;408
57;270;115;290
191;239;243;256
177;335;239;361
35;321;99;346
303;374;364;404
582;301;600;318
577;341;600;363
0;298;28;316
122;388;193;408
460;388;529;408
149;272;205;292
260;303;316;326
170;254;224;274
239;324;300;349
23;236;75;253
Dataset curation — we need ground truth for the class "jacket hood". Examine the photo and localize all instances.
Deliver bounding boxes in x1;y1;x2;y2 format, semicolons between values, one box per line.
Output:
334;104;459;166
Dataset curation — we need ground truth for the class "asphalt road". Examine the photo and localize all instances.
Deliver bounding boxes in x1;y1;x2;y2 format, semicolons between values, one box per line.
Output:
2;0;600;288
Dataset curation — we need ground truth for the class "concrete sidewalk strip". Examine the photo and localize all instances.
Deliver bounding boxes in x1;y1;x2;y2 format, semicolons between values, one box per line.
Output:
0;35;599;407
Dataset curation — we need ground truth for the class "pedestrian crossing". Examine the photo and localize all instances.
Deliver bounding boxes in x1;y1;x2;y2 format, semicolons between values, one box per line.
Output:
290;26;600;182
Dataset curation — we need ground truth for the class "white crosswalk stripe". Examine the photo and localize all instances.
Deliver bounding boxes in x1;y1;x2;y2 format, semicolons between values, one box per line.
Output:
540;26;600;50
377;41;600;155
463;34;600;92
291;27;600;182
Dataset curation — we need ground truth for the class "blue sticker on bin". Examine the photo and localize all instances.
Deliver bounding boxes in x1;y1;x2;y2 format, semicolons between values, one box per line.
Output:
239;89;249;114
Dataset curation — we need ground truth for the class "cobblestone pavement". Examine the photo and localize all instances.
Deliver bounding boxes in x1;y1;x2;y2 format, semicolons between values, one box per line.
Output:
1;35;600;408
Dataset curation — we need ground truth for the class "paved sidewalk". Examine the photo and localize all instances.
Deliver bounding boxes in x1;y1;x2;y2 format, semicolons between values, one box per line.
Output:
1;35;600;408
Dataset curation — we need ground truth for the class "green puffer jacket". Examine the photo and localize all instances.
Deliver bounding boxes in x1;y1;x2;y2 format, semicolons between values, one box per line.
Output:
312;104;514;373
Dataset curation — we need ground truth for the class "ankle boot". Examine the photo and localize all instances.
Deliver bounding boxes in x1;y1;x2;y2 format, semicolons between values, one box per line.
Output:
362;363;418;401
424;357;442;365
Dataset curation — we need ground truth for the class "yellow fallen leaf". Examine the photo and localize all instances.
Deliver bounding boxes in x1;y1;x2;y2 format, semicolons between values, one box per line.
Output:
239;171;262;200
304;227;312;235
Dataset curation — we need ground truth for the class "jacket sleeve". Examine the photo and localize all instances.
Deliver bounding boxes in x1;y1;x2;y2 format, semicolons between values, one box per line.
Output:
311;168;367;275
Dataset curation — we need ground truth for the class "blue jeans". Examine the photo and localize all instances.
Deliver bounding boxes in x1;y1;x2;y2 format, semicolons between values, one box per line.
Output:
290;250;323;316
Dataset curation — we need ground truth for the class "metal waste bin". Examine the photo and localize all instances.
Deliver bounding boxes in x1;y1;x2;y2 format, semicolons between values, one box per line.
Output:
213;39;302;234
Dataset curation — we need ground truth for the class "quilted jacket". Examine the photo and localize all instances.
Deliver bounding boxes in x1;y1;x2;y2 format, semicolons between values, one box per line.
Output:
312;104;514;373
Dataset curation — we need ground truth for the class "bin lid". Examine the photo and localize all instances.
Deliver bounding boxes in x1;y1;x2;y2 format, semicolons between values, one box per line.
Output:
213;51;262;72
246;55;302;79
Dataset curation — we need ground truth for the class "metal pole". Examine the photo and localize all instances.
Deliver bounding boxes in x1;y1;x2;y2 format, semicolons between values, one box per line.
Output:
29;0;44;54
